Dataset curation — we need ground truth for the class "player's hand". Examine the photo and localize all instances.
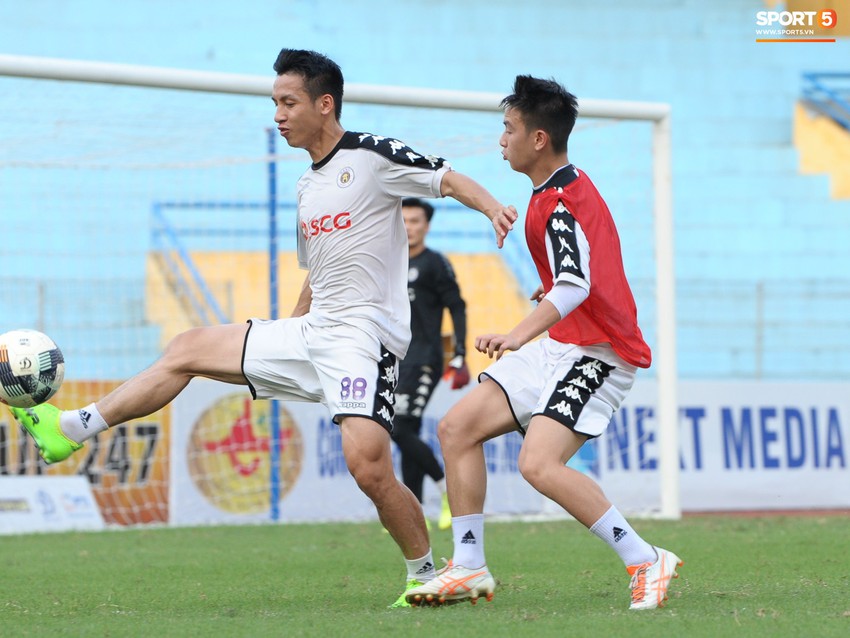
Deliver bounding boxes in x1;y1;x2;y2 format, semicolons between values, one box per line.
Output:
530;285;545;303
475;333;521;360
443;355;471;390
491;205;518;249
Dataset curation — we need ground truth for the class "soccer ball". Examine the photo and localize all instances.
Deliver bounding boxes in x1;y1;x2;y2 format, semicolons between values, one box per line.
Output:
0;329;65;409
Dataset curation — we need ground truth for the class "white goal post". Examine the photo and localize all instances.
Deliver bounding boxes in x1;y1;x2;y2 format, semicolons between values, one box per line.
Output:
0;54;678;520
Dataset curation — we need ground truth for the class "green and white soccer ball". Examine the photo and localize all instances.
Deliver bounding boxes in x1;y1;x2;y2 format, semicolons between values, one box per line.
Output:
0;329;65;408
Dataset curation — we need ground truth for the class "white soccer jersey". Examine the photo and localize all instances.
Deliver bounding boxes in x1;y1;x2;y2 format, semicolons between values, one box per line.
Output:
296;131;451;358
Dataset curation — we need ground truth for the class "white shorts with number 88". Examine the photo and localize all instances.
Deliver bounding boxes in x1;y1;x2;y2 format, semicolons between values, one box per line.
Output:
242;316;398;431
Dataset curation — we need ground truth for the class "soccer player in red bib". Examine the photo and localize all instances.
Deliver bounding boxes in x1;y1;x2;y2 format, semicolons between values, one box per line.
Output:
407;75;682;610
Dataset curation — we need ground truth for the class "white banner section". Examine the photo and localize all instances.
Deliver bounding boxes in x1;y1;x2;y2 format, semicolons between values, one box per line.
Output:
170;379;849;525
0;476;105;534
607;380;850;513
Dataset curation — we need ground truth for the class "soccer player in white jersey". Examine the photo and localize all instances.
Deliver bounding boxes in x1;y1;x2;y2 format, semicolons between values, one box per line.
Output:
9;48;518;609
406;76;682;610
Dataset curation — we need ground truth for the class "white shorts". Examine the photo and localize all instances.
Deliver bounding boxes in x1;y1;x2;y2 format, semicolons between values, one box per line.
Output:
242;317;398;430
480;340;637;438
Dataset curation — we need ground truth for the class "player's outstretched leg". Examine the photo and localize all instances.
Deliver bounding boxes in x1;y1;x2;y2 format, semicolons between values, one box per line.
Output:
9;404;82;464
627;546;683;610
405;561;496;606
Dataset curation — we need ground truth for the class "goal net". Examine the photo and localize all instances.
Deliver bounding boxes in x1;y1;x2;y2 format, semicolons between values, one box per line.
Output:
0;56;675;529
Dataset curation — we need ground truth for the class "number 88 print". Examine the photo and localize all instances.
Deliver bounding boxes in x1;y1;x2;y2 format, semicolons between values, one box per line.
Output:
340;376;368;400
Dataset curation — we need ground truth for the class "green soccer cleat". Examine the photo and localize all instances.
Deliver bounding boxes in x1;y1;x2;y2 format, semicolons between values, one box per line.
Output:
389;578;425;609
9;404;83;464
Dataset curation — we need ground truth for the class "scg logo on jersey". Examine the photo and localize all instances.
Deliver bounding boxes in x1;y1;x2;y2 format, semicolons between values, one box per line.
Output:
301;212;352;240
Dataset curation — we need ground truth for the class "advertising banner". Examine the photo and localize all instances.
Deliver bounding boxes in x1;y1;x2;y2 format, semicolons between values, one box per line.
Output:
169;379;535;525
600;380;850;512
0;380;169;526
0;475;104;534
169;378;849;525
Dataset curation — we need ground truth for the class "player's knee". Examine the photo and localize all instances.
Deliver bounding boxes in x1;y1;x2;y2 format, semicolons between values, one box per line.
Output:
160;329;202;370
345;452;388;497
517;446;546;488
350;464;389;500
436;413;460;448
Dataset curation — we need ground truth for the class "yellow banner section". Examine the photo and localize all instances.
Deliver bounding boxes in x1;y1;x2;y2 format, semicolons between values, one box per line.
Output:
0;380;169;526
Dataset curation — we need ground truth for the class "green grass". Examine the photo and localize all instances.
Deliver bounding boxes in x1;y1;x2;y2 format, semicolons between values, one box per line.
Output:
2;515;848;637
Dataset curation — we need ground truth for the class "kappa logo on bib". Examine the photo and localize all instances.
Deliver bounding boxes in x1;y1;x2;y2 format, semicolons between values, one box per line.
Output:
187;394;303;514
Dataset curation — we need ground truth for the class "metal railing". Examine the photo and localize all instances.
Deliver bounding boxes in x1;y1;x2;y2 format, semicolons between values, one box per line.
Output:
150;203;233;326
802;72;850;130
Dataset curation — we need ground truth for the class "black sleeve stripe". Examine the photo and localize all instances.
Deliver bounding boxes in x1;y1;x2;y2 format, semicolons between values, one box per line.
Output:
546;199;583;280
350;132;447;169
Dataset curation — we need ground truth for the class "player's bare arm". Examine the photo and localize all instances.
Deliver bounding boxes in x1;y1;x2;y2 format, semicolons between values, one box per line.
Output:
291;274;312;317
476;298;561;360
439;170;517;248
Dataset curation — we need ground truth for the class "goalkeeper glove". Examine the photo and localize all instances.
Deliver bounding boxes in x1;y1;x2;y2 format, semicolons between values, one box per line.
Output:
443;355;471;390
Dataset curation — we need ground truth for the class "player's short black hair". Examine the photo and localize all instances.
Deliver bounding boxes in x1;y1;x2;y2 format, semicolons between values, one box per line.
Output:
402;197;435;222
273;48;344;120
500;75;578;154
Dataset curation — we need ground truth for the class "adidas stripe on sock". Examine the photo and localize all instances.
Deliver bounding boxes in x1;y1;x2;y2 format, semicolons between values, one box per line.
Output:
406;550;436;581
451;513;486;568
589;505;656;566
60;403;109;444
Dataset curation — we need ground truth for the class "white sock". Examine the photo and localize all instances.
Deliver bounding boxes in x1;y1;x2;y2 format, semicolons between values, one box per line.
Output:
405;550;436;581
60;403;109;444
589;505;656;566
435;478;447;495
451;513;486;568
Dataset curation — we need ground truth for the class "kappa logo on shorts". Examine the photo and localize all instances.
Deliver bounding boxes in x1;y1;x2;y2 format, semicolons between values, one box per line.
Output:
373;348;398;431
544;356;614;428
394;392;409;416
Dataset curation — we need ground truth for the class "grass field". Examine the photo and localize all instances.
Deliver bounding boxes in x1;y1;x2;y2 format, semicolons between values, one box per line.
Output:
2;515;848;637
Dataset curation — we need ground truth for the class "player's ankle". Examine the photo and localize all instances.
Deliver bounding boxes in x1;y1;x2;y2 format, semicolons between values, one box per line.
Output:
60;403;109;444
